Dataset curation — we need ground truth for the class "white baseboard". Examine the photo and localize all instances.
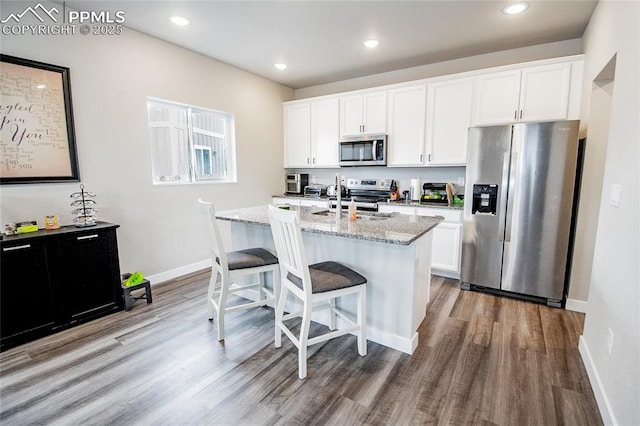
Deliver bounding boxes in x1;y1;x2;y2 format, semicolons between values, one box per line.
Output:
431;270;460;280
565;298;588;313
146;259;211;285
578;335;617;425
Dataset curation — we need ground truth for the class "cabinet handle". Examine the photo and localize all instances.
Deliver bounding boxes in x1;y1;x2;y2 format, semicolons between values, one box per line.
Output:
77;234;99;241
3;244;31;252
420;154;424;162
520;110;523;119
428;154;431;162
307;157;310;164
514;110;517;120
312;157;316;164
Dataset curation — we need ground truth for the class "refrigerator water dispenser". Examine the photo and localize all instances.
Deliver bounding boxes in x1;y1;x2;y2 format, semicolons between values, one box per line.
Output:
471;184;498;215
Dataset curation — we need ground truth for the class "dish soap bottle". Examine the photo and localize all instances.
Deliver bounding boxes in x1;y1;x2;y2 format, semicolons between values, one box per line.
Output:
348;199;357;221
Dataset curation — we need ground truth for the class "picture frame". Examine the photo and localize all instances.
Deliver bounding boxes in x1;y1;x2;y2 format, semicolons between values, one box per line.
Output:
0;54;80;184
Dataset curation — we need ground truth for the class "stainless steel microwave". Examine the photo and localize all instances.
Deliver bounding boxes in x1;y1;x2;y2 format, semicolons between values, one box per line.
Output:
339;134;387;166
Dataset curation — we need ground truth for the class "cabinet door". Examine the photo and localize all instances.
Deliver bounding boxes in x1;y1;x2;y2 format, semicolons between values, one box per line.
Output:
1;240;55;343
311;98;339;167
426;77;474;166
474;70;521;125
284;103;311;167
519;63;571;122
415;208;462;277
378;204;416;215
340;95;365;136
51;230;121;322
363;92;387;134
298;199;330;208
429;222;462;274
387;85;427;166
340;92;387;136
273;197;301;207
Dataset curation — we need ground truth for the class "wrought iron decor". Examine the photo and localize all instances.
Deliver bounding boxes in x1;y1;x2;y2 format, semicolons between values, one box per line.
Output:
70;184;97;227
0;54;80;184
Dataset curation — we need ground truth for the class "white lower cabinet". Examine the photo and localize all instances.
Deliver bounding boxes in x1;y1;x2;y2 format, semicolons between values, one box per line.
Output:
298;198;329;208
272;197;329;209
378;204;416;216
379;204;462;278
273;197;299;207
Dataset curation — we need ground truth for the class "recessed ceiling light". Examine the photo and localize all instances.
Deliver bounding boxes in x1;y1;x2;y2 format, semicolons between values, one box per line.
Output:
274;63;287;71
170;16;190;26
363;39;380;49
502;2;529;14
36;83;46;90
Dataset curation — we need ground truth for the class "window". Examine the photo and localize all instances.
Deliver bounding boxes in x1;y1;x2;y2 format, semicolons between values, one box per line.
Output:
146;98;236;184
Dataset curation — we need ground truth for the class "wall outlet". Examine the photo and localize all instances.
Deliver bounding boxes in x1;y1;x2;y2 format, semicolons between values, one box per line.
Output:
607;328;614;356
610;184;621;208
457;177;465;187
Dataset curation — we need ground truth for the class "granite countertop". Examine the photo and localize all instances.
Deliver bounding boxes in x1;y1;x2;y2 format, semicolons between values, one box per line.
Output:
216;205;443;246
272;194;464;211
382;199;465;211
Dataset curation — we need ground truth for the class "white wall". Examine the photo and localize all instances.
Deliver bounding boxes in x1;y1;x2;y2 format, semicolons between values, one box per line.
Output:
577;2;640;425
0;1;293;279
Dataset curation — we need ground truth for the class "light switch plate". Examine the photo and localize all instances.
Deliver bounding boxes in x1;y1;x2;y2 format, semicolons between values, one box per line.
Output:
610;184;621;208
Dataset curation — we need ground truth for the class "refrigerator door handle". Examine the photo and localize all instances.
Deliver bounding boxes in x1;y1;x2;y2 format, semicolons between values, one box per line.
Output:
504;152;518;242
498;153;510;241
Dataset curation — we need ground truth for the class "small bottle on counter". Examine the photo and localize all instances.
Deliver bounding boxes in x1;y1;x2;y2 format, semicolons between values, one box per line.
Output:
390;180;398;200
348;199;357;221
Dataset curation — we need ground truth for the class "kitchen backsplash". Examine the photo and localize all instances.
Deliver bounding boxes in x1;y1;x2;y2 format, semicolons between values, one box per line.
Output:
285;166;466;195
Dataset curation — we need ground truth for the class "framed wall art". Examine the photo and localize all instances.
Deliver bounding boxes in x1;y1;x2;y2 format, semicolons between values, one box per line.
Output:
0;54;80;184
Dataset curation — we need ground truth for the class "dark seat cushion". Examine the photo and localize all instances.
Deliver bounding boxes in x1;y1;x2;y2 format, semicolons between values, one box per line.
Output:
287;261;367;293
218;248;278;270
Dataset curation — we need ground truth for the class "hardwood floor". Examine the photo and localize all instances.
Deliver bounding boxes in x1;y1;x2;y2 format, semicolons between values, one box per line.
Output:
0;271;602;425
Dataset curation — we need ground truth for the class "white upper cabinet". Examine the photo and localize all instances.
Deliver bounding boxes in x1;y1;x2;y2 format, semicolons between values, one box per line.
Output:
387;85;427;166
475;63;572;125
425;77;475;166
284;103;311;168
284;56;583;170
340;91;387;136
284;99;340;168
519;64;571;122
310;98;340;167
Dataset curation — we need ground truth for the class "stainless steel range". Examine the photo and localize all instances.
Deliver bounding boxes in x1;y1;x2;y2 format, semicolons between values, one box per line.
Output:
329;178;394;211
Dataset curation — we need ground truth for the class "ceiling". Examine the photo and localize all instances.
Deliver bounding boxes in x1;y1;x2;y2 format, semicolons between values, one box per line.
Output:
61;1;598;89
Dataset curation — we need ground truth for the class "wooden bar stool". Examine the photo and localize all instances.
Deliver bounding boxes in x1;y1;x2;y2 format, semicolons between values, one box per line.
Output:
267;205;367;379
198;199;280;341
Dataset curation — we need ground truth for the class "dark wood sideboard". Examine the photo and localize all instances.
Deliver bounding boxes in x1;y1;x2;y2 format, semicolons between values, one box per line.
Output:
0;222;123;351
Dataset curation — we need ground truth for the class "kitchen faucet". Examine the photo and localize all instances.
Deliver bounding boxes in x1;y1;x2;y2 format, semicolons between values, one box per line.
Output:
336;173;342;219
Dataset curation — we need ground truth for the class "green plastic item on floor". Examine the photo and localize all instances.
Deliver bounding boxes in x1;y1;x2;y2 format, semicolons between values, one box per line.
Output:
123;271;145;287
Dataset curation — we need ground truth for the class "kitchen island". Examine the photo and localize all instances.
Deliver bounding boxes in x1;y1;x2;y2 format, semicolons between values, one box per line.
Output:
216;205;442;354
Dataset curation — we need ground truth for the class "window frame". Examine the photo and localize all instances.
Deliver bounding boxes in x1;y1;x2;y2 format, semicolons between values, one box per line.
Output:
146;98;237;185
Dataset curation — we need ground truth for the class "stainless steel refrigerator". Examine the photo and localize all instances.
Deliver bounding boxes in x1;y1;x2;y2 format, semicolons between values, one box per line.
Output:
460;121;580;307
